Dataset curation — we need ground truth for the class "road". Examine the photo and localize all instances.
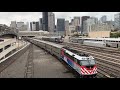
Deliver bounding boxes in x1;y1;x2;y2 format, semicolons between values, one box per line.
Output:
0;44;75;78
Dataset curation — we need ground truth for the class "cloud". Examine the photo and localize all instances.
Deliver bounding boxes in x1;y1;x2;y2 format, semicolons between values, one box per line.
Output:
0;12;119;26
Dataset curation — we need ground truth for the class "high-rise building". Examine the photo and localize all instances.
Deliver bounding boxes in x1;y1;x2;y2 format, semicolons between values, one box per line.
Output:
17;22;24;28
30;22;32;31
36;22;39;31
81;16;90;34
32;22;36;31
84;17;98;34
73;17;80;26
65;20;69;36
39;18;43;30
57;18;65;36
16;22;25;31
114;13;120;29
26;22;29;31
100;15;107;23
73;17;80;32
42;12;48;31
48;12;55;33
10;21;17;28
30;22;39;31
42;12;55;33
71;19;74;25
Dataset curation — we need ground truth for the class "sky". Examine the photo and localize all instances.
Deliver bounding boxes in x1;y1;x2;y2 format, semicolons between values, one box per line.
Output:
0;12;119;26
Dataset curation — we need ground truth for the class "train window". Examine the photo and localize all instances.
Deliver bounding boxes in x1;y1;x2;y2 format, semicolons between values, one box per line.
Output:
80;61;90;66
89;60;95;65
0;57;4;60
65;52;74;61
74;58;77;63
4;44;11;50
0;48;3;53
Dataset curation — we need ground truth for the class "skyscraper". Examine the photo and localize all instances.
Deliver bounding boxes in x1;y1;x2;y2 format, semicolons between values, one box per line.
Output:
39;18;43;30
30;22;32;31
42;12;55;33
42;12;48;31
10;21;17;28
84;17;98;34
114;13;120;29
36;22;39;31
65;20;69;36
30;22;39;31
48;12;55;33
73;17;80;32
73;17;80;27
100;15;107;23
81;16;90;34
26;22;29;31
57;18;65;36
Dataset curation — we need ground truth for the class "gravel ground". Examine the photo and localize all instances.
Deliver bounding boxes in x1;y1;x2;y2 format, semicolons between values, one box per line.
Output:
0;44;75;78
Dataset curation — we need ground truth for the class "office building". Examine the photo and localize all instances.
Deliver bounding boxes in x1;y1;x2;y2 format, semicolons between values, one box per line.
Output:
114;13;120;29
48;12;55;33
100;15;107;23
81;16;90;34
42;12;48;31
10;21;17;28
57;18;65;36
65;20;69;36
83;17;98;34
36;22;39;31
39;18;43;30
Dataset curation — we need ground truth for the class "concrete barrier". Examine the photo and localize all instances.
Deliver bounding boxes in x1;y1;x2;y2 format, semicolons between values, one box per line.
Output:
0;42;31;64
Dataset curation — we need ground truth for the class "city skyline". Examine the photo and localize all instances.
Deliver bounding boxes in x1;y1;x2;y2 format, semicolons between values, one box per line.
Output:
0;12;119;26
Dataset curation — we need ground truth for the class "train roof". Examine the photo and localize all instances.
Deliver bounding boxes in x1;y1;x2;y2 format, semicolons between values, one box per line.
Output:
33;38;64;48
63;46;90;57
72;37;120;41
84;41;106;44
63;47;94;60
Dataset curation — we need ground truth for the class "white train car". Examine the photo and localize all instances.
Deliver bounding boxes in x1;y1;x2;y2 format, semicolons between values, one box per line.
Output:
83;41;106;47
72;37;120;48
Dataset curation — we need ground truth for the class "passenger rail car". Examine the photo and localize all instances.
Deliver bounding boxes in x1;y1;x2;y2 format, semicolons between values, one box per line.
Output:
42;36;63;43
26;38;97;78
71;38;120;48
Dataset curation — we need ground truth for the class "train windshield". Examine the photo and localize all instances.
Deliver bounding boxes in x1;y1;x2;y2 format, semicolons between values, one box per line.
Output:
80;60;95;66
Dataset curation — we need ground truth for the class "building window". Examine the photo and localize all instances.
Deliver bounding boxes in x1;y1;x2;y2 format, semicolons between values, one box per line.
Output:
0;48;3;53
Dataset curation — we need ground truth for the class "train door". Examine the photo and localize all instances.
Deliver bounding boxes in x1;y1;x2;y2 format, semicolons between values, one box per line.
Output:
60;48;64;60
74;58;81;74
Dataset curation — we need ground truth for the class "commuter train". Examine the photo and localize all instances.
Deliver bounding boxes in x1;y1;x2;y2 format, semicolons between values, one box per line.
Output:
42;36;63;43
26;38;97;78
71;37;120;48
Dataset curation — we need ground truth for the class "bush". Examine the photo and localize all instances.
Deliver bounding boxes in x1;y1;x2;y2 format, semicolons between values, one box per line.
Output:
110;32;120;38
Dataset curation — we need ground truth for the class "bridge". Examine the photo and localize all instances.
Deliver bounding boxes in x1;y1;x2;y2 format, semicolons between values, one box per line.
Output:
19;31;49;37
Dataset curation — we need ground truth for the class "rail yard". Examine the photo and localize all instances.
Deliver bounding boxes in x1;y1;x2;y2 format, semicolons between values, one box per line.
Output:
0;42;75;78
0;37;120;78
62;42;120;78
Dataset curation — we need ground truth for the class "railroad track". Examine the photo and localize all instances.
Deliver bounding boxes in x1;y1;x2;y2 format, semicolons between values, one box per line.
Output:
24;44;34;78
61;42;120;78
63;42;120;54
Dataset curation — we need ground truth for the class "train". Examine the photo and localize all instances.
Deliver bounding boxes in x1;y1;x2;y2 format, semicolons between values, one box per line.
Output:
41;36;63;43
70;37;120;48
25;37;97;78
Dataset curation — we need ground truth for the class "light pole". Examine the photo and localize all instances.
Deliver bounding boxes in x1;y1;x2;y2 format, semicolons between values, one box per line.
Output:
17;28;19;49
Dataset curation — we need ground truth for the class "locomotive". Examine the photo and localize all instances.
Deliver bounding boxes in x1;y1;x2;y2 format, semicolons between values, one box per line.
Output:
61;47;97;78
26;38;97;78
